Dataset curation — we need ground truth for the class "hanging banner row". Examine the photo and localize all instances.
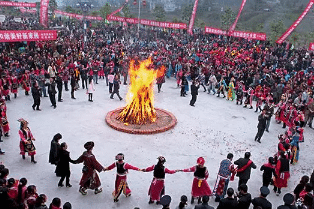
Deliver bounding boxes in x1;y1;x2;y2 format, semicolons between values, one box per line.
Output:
107;15;187;29
0;1;36;7
55;10;103;21
204;26;267;41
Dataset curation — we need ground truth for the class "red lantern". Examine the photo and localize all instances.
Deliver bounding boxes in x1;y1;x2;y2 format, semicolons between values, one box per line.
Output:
142;0;146;6
133;0;137;5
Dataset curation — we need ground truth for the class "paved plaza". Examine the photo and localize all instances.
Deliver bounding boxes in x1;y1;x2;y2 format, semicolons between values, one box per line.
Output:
1;78;314;208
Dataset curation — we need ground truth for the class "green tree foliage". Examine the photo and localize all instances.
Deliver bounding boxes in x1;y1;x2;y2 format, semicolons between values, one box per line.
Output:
99;3;111;20
220;7;235;30
153;4;166;22
270;20;285;44
181;3;193;23
122;5;131;18
49;0;58;12
91;11;99;16
172;17;179;23
65;6;75;13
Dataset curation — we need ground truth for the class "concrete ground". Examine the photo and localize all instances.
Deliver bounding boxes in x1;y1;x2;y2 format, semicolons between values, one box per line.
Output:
1;77;313;208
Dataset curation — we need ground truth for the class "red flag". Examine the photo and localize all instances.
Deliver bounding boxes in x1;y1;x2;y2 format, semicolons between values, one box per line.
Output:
228;0;247;33
188;0;199;35
40;0;50;27
277;0;314;44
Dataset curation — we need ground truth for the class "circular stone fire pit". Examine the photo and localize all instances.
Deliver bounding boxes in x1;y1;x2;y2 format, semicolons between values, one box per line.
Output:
105;107;177;134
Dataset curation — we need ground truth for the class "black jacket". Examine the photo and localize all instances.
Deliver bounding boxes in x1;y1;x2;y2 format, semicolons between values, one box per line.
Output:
191;83;200;95
258;113;267;129
55;149;73;177
260;164;277;180
234;158;256;180
217;197;238;209
49;140;60;165
237;193;252;209
46;82;57;94
194;203;215;209
252;197;272;209
31;86;41;99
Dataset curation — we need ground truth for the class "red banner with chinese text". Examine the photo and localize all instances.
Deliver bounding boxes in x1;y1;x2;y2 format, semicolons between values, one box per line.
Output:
55;10;103;21
188;0;199;35
107;15;187;29
0;30;57;42
277;0;314;44
40;0;50;27
204;26;227;36
204;26;266;41
229;31;266;41
229;0;247;33
0;1;36;7
20;8;37;14
309;43;314;51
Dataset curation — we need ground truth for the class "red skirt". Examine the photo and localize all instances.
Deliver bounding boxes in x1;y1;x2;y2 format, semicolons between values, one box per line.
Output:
2;89;10;96
274;172;290;188
148;178;164;201
11;89;17;94
191;177;212;198
98;69;105;77
22;83;30;91
79;169;101;189
113;175;131;198
2;123;9;133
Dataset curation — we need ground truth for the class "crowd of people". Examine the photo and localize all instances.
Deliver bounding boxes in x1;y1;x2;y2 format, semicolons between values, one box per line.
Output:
0;15;313;208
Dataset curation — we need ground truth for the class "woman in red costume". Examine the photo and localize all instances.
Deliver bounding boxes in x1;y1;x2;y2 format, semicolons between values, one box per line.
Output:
105;153;142;202
180;157;212;204
144;156;176;205
18;118;36;163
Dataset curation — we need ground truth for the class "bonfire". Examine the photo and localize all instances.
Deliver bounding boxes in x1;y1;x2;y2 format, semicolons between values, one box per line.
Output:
117;58;165;125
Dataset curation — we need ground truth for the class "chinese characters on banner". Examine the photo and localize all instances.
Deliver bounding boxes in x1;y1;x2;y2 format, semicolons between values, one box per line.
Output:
277;0;314;44
229;0;247;33
204;27;266;41
204;27;227;36
0;30;57;42
20;8;37;14
107;15;187;29
40;0;50;27
0;1;36;7
309;43;314;51
55;10;103;21
188;0;199;35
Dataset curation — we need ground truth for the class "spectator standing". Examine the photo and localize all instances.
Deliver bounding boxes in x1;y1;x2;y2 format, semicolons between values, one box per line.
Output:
254;109;267;143
277;193;297;209
87;77;95;102
236;184;251;209
49;133;62;166
217;188;238;209
190;80;200;107
110;75;123;100
194;195;214;209
251;186;272;209
31;81;41;111
46;78;57;109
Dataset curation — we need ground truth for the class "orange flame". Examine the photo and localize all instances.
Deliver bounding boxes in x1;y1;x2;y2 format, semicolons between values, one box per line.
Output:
117;58;164;125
